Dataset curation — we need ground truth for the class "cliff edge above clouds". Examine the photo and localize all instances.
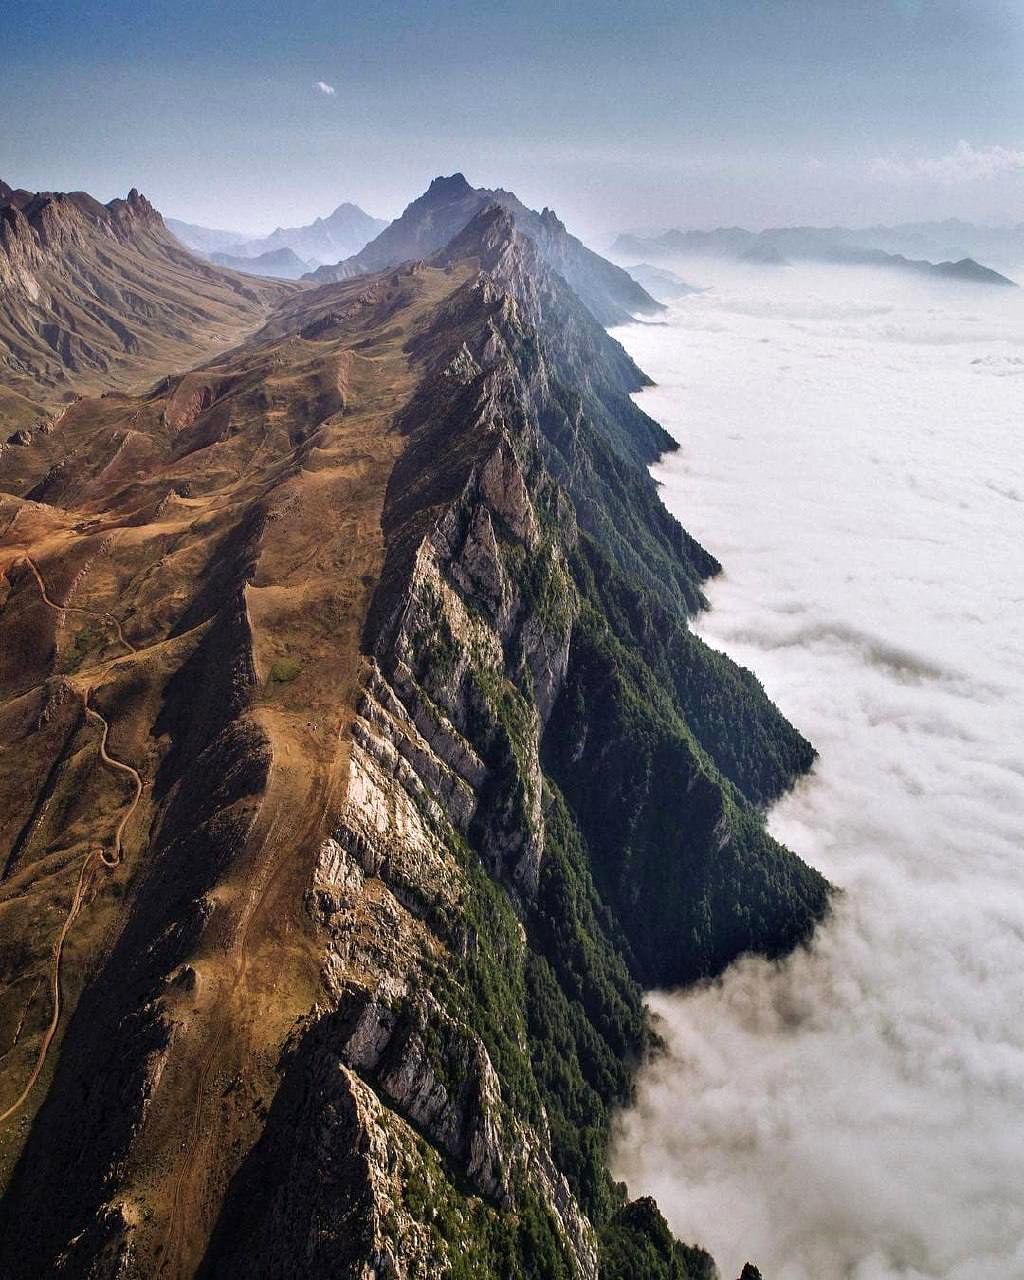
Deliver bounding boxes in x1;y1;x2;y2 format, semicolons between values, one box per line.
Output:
0;185;828;1279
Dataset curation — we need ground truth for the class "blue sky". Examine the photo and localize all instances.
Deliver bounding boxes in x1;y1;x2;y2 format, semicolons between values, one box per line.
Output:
2;0;1022;240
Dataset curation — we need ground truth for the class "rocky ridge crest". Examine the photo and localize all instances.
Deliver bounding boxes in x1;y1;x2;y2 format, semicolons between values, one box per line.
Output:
0;192;828;1279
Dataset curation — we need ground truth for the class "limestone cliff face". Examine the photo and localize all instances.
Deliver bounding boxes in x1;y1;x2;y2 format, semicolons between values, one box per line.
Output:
0;195;826;1279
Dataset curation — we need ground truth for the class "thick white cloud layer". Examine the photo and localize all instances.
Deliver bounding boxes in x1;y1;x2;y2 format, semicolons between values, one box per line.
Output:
610;261;1024;1280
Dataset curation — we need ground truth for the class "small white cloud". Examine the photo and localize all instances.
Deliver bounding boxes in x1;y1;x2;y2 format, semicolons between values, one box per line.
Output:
869;140;1024;183
313;80;336;96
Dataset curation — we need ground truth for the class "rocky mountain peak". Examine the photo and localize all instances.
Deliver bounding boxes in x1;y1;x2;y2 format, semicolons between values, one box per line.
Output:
437;201;523;267
105;186;163;236
327;200;366;219
306;173;662;325
425;171;473;199
539;205;566;233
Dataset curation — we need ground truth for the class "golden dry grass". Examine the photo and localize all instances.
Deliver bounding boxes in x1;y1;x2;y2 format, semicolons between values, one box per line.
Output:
0;261;474;1275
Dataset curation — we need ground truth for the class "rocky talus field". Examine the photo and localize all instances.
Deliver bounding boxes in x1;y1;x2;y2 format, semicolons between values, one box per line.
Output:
0;181;825;1279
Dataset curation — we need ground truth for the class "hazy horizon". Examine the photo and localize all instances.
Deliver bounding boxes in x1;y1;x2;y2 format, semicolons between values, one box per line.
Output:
4;1;1024;243
163;178;1024;245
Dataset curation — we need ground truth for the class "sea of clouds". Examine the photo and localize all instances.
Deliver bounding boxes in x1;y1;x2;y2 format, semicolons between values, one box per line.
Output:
609;260;1024;1280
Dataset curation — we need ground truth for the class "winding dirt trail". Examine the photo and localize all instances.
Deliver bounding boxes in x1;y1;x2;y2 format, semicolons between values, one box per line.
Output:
0;849;94;1127
21;553;137;658
0;554;143;1125
82;700;143;868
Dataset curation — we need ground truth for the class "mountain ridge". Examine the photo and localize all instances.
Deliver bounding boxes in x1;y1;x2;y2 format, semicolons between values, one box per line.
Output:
612;224;1018;285
0;182;827;1280
307;173;664;326
0;183;300;408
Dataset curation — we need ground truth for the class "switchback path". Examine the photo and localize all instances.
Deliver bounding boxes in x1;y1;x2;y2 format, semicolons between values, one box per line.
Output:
0;849;94;1127
0;554;143;1125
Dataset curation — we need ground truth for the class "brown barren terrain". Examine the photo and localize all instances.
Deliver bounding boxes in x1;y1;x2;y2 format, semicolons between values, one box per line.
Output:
0;258;473;1275
0;185;299;410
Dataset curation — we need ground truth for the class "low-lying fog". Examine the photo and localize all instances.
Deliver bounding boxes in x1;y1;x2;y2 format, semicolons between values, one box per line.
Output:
610;259;1024;1279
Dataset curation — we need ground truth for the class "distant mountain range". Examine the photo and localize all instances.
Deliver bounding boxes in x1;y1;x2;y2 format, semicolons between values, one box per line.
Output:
168;202;387;271
809;218;1024;273
612;224;1019;287
163;217;250;256
210;246;313;278
307;173;663;326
